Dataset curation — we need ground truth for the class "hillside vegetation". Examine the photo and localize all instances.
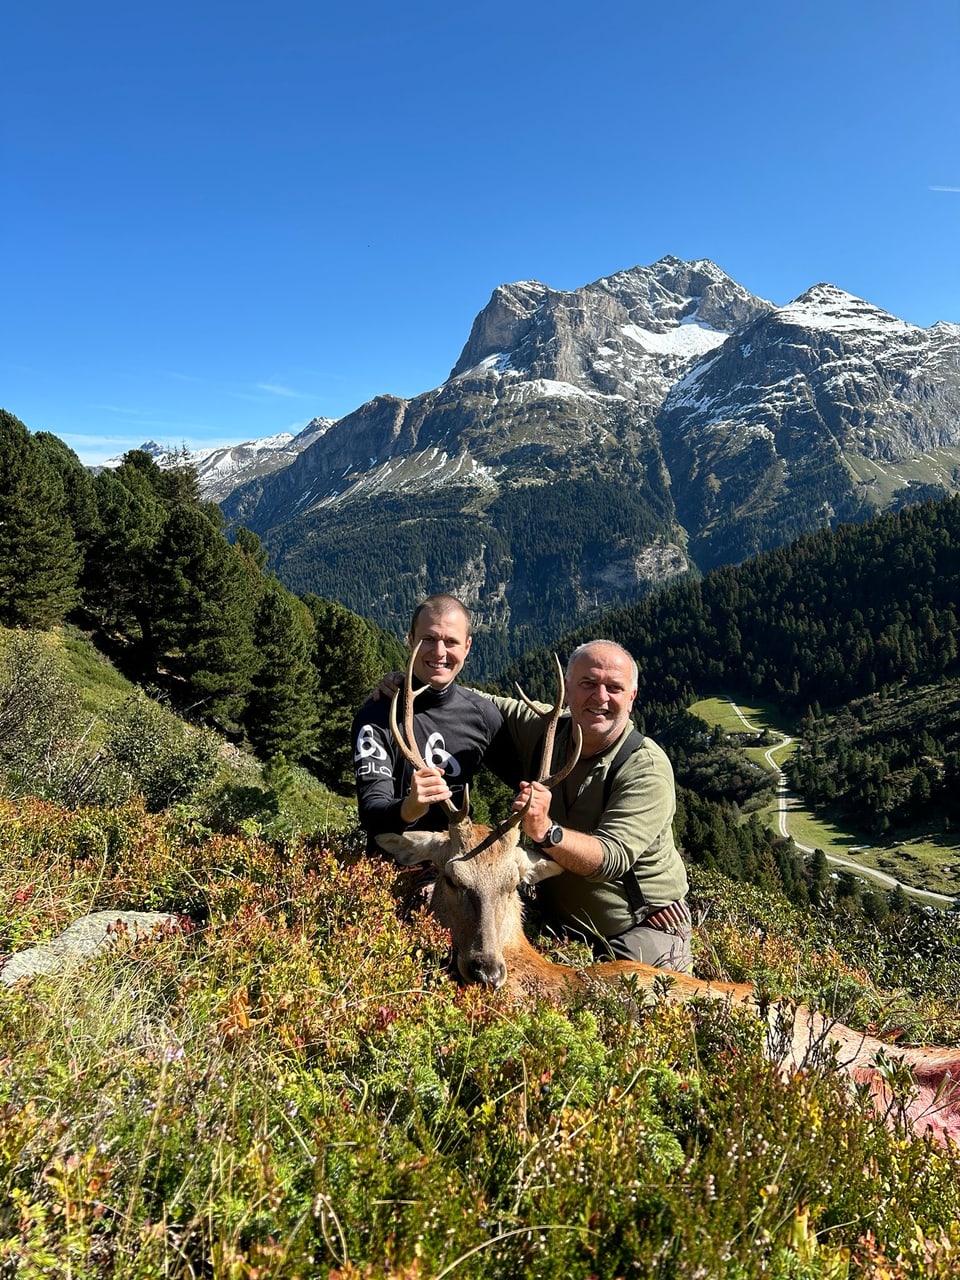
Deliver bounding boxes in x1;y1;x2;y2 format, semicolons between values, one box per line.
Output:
510;495;960;888
3;798;960;1279
0;408;405;792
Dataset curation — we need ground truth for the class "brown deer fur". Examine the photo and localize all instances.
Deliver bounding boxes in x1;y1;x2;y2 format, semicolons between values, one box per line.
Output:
377;816;960;1148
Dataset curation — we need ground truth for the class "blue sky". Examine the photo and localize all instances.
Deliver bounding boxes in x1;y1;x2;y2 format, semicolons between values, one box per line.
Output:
3;0;959;466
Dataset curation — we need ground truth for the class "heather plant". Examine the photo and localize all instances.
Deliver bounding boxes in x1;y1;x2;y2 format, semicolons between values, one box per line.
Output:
2;802;960;1278
691;866;960;1044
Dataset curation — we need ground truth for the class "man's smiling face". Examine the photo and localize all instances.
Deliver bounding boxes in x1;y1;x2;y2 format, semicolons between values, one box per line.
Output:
408;607;472;690
565;643;637;755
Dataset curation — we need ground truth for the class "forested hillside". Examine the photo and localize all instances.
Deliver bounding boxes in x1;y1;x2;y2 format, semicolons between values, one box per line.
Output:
0;409;404;789
788;681;960;841
264;469;676;677
509;494;959;719
509;493;960;867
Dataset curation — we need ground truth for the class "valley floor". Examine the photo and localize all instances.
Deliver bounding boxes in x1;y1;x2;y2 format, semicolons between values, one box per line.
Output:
688;695;960;905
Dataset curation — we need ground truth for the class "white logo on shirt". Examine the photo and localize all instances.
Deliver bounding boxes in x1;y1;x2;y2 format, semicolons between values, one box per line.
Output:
355;725;388;762
424;732;461;779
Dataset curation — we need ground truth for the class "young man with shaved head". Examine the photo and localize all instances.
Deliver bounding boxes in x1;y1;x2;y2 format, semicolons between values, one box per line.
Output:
352;594;505;841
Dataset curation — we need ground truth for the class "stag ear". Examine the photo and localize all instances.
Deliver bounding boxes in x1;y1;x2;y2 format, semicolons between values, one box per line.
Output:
375;831;451;866
520;849;565;886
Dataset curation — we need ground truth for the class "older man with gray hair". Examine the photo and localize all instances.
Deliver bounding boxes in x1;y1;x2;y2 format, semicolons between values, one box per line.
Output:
490;639;692;971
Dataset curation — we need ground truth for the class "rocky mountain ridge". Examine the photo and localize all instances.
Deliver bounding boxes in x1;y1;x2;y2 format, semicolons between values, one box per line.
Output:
123;257;960;672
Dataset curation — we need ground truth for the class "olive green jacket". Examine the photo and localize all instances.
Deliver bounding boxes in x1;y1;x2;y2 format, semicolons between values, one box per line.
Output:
487;695;688;938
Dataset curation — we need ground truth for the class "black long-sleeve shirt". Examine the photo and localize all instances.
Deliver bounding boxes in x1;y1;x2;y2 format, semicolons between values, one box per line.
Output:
352;682;508;837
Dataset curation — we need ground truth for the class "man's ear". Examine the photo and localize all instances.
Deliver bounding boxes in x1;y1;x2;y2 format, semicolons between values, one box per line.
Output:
520;849;565;886
376;831;450;866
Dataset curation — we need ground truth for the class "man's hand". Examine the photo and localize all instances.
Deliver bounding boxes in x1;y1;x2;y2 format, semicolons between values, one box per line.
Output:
513;780;553;844
400;767;451;823
513;782;604;877
370;671;404;702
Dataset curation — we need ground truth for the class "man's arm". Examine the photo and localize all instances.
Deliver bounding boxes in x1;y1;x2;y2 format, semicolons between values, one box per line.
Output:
353;708;405;836
353;701;453;834
513;743;679;888
514;780;603;876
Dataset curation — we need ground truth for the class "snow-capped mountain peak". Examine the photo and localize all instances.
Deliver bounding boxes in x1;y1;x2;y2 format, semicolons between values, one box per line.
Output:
778;284;916;335
100;418;335;501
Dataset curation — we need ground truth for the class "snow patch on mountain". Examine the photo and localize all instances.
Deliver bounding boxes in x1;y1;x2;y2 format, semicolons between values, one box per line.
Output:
621;320;729;358
779;285;917;335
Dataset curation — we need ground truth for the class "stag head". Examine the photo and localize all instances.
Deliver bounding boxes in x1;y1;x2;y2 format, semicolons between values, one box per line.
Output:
375;650;580;989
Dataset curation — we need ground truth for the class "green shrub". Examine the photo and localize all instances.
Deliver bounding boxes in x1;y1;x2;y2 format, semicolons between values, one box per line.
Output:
101;690;221;811
3;809;960;1278
0;630;85;798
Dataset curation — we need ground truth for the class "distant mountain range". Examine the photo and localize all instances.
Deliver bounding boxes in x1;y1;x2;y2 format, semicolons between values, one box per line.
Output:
102;419;334;503
114;257;960;672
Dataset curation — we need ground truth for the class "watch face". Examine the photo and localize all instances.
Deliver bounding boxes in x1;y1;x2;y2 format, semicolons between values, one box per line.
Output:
547;824;562;846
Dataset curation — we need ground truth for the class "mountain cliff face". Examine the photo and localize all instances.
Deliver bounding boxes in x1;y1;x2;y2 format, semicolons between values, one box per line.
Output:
660;284;960;568
206;258;960;672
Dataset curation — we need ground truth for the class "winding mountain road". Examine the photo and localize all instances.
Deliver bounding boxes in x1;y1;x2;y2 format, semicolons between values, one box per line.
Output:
726;699;954;907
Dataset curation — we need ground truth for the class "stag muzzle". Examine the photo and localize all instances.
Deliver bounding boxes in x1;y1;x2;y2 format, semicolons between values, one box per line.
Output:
458;949;508;990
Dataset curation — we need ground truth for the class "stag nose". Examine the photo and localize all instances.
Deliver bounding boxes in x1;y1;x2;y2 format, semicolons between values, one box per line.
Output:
468;956;508;989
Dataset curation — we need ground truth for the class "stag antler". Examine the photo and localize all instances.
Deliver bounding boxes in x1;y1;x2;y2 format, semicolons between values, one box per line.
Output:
514;653;583;787
470;653;582;855
387;646;581;847
389;640;469;822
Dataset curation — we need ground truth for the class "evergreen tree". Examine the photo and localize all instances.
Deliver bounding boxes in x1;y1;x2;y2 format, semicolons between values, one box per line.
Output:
244;580;320;762
85;467;165;650
119;448;201;508
305;595;384;790
150;505;259;727
33;432;102;557
235;526;269;572
0;409;80;627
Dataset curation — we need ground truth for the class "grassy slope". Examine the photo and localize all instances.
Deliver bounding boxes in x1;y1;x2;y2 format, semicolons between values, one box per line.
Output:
2;624;360;834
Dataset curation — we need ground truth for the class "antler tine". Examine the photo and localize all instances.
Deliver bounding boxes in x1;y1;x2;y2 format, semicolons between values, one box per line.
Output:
388;640;469;821
388;640;430;772
469;789;532;856
514;653;582;789
543;721;582;789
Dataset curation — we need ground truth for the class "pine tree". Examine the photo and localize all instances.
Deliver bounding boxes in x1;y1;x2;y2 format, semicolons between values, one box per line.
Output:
0;409;80;627
150;505;259;728
85;467;165;651
243;580;320;763
305;595;384;790
235;526;269;572
119;448;201;508
33;432;102;555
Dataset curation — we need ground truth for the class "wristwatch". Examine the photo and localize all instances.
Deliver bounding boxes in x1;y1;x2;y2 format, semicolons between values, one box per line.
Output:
538;823;563;849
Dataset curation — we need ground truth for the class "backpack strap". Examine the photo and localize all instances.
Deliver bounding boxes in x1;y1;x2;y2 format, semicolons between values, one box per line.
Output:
601;728;646;809
535;724;650;923
599;728;648;921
